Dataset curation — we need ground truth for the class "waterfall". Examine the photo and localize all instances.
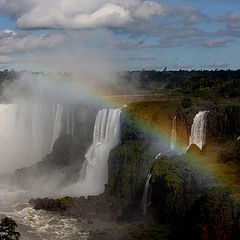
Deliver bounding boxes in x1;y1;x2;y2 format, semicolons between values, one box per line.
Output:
66;111;75;136
141;174;152;215
155;153;162;159
170;116;176;151
0;102;63;174
189;111;209;150
51;104;64;149
79;108;121;195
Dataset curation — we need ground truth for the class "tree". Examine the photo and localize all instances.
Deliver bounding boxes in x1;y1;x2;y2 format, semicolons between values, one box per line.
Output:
181;98;193;109
0;217;20;240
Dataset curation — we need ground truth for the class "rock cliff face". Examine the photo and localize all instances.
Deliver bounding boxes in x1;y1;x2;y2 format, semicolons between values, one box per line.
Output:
106;101;240;202
176;103;240;146
206;105;240;140
174;187;240;240
104;100;240;239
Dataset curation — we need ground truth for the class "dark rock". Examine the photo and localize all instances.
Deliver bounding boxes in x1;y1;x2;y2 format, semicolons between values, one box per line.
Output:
150;155;213;224
186;144;202;155
174;186;240;240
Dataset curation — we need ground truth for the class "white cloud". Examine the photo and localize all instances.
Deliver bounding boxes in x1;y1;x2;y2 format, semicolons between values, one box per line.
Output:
0;0;169;30
138;54;155;61
0;30;66;55
174;5;208;25
172;64;193;69
0;55;15;63
203;38;233;48
217;12;240;29
202;62;229;69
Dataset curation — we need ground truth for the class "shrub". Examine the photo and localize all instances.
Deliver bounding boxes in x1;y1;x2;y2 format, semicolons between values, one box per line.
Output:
0;217;20;240
181;98;193;108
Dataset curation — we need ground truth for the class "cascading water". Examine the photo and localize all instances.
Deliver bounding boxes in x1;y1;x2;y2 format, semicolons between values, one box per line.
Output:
141;174;152;216
76;108;121;195
155;153;162;159
189;111;209;150
0;102;63;174
51;104;64;148
66;111;75;136
170;116;176;151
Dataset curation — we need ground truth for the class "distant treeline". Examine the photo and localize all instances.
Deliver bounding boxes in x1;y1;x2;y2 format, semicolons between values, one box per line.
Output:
120;69;240;98
0;69;19;83
1;69;240;99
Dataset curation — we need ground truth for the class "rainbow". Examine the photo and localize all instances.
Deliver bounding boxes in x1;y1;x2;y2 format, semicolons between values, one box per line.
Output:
49;74;240;201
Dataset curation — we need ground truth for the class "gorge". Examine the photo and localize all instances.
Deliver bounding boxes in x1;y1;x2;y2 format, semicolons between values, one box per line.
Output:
0;71;240;240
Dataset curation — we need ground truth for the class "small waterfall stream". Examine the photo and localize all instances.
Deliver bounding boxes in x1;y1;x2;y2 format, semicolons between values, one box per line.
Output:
141;174;152;216
170;116;176;151
189;111;209;150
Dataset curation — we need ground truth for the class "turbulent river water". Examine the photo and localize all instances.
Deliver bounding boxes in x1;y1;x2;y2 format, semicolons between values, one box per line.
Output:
0;184;89;240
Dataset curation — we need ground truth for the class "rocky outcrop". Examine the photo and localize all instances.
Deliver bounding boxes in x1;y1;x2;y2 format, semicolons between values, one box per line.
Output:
174;187;240;240
206;105;240;140
176;103;240;146
29;195;121;221
13;135;86;188
106;140;154;200
150;153;213;224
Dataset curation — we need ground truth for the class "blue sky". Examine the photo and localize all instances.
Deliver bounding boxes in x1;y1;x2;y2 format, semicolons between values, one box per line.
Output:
0;0;240;71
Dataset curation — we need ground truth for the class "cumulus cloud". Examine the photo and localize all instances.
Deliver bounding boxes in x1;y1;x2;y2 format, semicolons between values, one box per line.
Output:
172;64;194;69
0;55;15;64
175;5;208;24
164;26;203;39
129;54;155;61
0;29;66;55
138;54;155;61
202;62;229;69
217;12;240;29
0;0;206;31
203;38;233;48
0;0;170;30
114;39;151;50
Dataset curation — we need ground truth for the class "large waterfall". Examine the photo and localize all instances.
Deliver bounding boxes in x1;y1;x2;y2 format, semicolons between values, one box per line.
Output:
141;174;152;215
77;108;121;196
170;116;176;151
0;102;63;174
66;111;75;136
189;111;209;150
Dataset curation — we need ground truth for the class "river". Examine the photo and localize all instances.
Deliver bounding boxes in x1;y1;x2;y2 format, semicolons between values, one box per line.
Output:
0;184;89;240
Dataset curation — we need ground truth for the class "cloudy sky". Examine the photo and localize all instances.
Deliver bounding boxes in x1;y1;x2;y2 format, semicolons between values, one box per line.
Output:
0;0;240;71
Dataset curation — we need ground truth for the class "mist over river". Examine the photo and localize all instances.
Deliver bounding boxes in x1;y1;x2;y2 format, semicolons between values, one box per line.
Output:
0;184;88;240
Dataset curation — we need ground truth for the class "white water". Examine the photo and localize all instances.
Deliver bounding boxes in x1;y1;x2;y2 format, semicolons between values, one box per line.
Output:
155;153;162;159
170;116;177;151
51;104;64;149
189;111;209;150
67;108;121;196
66;111;75;136
0;185;88;240
82;108;121;194
141;174;152;216
0;102;63;174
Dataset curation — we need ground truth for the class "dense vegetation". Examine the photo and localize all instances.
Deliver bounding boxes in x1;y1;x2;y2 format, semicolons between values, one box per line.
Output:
120;69;240;99
0;217;20;240
1;69;240;100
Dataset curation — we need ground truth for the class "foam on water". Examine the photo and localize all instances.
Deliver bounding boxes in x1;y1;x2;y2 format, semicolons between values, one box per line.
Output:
0;185;88;240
